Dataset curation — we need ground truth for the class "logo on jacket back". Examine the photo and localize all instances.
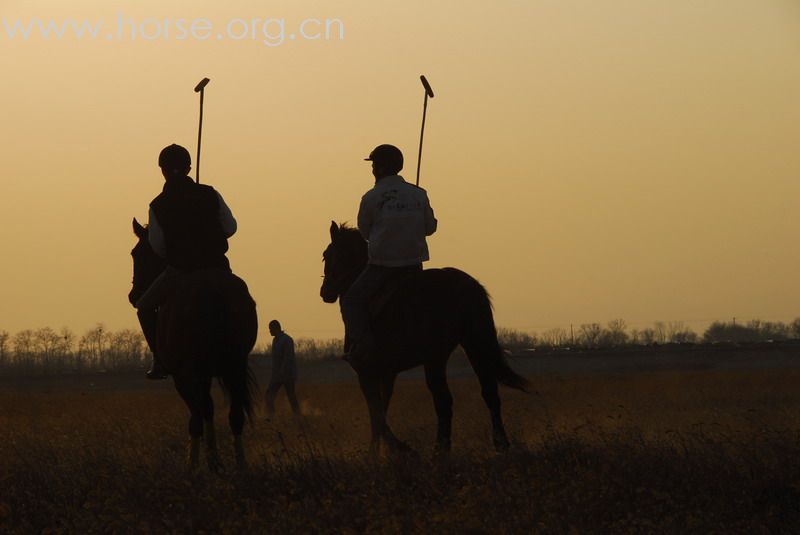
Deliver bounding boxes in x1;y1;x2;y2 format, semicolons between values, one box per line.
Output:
378;189;422;215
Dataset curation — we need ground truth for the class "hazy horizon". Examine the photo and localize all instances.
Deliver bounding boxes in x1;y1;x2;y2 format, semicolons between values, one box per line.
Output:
2;1;799;347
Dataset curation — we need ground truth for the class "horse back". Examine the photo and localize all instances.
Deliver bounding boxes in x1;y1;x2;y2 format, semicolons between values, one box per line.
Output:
157;270;258;375
370;267;487;361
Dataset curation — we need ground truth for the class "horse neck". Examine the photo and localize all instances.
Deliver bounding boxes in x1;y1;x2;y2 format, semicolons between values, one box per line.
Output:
339;241;367;297
135;242;167;292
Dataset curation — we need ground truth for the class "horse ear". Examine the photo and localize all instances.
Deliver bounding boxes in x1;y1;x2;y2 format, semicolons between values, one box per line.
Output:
330;220;339;239
133;218;147;238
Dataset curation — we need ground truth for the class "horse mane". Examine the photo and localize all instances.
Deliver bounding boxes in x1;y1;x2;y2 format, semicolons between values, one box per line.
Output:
335;223;366;246
337;222;359;236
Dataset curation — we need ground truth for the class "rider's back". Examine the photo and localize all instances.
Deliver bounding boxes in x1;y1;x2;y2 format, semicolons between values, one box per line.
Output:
150;176;230;272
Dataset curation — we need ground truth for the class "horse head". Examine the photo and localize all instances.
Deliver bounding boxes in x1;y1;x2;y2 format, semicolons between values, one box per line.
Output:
320;221;368;303
129;218;167;306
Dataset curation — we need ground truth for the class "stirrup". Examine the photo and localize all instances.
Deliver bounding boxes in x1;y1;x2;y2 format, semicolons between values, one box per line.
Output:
146;363;169;380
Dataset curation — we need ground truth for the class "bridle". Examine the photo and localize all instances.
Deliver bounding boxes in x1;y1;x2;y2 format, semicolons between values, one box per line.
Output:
322;239;365;299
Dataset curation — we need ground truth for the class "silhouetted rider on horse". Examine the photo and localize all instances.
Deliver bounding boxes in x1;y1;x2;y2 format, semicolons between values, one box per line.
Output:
134;144;237;379
341;144;438;367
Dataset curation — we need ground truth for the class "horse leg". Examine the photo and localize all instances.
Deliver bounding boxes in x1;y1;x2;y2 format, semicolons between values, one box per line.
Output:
227;370;248;469
424;361;453;455
200;379;223;472
174;376;204;470
379;373;412;454
464;346;510;452
478;373;510;452
357;372;387;456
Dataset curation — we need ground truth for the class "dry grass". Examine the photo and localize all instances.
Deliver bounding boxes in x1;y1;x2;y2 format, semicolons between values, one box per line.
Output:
2;367;800;533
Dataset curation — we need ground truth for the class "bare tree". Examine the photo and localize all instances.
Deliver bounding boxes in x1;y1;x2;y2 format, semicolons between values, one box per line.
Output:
33;327;63;364
604;319;629;346
0;330;8;365
792;318;800;339
667;321;698;343
12;329;35;364
639;328;657;345
496;328;538;352
653;322;667;344
107;329;147;368
59;328;75;357
78;324;110;367
629;329;641;345
540;327;568;347
578;323;602;348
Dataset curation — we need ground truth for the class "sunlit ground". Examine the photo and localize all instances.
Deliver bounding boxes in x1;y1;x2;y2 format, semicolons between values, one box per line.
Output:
2;364;800;533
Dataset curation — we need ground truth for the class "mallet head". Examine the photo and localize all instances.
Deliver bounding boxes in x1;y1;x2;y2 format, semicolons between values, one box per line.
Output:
420;75;434;98
194;78;210;93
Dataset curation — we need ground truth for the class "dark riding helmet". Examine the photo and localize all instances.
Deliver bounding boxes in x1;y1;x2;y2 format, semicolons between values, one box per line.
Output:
364;144;403;174
158;144;192;175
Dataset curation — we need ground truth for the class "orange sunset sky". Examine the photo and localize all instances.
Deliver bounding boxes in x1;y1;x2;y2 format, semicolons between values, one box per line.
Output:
1;0;799;346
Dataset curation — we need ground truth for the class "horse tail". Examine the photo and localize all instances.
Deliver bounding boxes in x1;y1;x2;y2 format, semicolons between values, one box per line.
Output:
456;271;530;392
217;274;259;424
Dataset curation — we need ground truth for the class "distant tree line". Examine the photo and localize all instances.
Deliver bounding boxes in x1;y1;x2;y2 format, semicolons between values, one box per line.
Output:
2;318;800;374
499;318;800;351
256;337;344;360
0;325;147;375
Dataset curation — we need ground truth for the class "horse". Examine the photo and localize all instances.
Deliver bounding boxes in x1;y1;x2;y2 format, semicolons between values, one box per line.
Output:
129;218;258;470
320;221;529;455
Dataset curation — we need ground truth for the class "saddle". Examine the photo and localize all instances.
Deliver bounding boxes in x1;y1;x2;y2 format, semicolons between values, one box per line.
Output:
171;268;249;304
366;268;424;341
157;269;257;373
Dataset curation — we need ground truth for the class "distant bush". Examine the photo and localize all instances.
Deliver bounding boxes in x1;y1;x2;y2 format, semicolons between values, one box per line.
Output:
703;319;794;343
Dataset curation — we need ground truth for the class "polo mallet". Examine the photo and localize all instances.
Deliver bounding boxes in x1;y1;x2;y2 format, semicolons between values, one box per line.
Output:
194;77;210;183
415;75;435;186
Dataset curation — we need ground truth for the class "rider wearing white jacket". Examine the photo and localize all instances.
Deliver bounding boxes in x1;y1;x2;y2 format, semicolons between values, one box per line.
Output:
357;174;437;266
342;144;437;365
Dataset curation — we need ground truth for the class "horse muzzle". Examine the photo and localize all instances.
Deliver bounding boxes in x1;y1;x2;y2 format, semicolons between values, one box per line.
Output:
320;283;338;304
128;288;141;308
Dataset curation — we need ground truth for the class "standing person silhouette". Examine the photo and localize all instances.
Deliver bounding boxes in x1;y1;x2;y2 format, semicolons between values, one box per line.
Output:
340;144;437;367
134;144;237;379
265;320;300;417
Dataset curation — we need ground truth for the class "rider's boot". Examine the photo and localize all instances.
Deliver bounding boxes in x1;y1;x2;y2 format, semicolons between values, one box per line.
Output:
146;353;169;380
344;332;376;370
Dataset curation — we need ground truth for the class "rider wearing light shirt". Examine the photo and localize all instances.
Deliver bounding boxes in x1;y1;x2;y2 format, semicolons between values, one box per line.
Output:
134;144;237;379
341;144;437;365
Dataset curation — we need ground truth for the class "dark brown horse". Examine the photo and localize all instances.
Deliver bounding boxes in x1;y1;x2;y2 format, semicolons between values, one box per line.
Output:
129;219;258;470
321;221;528;454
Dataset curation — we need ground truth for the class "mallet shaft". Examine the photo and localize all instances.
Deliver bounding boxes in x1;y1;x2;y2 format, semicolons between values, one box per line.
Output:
416;75;434;187
194;78;210;183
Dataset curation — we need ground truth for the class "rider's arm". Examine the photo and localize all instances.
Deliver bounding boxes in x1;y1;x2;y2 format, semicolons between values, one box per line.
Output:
147;207;167;258
424;196;437;236
357;194;373;240
216;192;237;238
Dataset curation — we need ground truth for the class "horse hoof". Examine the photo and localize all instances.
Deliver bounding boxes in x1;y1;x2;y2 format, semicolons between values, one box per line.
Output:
235;452;248;471
207;455;225;473
388;444;419;461
390;441;413;454
433;441;451;458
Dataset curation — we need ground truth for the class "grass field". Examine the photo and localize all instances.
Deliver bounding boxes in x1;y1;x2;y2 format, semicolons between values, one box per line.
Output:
2;356;800;533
